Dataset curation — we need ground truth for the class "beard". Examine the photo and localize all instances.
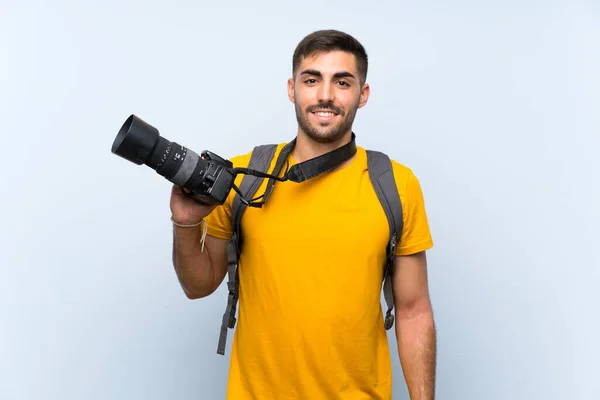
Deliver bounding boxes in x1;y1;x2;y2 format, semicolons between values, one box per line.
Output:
294;97;359;144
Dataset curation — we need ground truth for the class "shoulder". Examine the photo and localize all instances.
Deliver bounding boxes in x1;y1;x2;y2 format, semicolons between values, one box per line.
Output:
390;159;425;206
363;148;417;189
228;142;289;171
363;148;425;208
390;159;416;187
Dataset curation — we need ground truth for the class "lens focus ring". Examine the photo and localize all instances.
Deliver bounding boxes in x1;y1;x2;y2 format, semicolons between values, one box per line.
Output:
156;142;185;180
172;147;200;187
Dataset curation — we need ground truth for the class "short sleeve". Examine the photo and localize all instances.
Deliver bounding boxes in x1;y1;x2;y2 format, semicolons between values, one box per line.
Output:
395;168;434;256
204;199;233;240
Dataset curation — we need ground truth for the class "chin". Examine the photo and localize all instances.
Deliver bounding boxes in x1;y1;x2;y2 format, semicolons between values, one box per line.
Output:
305;129;347;144
296;111;351;144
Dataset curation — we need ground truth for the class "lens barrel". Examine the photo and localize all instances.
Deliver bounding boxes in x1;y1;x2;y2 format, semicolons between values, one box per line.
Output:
111;115;233;205
111;114;208;187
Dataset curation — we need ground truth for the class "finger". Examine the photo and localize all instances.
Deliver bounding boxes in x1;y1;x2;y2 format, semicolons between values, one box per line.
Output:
171;184;190;195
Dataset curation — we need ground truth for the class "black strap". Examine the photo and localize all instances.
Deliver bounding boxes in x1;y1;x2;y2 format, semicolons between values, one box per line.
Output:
228;133;357;208
284;133;357;182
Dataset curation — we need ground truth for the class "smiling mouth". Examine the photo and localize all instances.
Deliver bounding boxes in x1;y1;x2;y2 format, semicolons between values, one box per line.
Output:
311;111;338;117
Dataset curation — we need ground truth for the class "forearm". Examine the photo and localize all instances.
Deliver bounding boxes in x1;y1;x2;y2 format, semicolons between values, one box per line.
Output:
395;308;437;400
172;225;216;298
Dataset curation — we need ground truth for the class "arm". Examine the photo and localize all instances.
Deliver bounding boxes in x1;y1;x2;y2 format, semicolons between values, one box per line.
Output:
169;183;230;299
172;224;229;299
393;250;437;400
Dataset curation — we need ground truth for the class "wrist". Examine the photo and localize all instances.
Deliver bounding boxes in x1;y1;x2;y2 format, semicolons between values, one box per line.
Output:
171;216;209;252
170;216;204;228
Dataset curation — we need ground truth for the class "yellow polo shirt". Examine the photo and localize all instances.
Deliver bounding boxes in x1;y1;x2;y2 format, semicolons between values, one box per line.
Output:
204;143;433;399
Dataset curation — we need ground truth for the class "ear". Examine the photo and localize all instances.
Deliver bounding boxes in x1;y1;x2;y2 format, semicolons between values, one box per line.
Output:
287;78;295;103
358;83;370;109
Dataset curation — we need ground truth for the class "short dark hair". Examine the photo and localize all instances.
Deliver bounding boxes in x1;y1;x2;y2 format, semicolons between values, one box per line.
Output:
292;29;368;85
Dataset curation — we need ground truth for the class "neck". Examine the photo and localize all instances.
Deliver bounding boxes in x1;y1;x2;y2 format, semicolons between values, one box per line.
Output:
291;129;354;163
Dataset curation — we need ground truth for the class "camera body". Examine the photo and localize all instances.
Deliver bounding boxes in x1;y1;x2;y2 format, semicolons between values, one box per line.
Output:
185;151;235;205
111;115;235;206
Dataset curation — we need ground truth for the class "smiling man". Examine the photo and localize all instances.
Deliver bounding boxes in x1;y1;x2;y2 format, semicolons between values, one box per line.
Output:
292;55;362;144
169;30;436;399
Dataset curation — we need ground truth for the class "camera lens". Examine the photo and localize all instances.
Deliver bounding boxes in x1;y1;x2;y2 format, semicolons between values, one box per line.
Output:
112;115;160;165
111;114;204;188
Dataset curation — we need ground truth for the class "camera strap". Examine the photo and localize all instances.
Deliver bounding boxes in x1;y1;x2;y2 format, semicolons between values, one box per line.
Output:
280;132;357;183
228;133;357;207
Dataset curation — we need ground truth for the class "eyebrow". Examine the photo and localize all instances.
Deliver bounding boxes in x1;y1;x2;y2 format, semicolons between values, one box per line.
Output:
300;69;356;80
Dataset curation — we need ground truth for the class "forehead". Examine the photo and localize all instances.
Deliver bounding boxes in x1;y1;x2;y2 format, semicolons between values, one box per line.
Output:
297;50;358;75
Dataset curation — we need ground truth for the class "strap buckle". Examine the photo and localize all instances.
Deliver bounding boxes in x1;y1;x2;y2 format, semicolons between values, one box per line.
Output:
223;312;237;329
384;313;395;330
222;292;238;329
388;232;398;257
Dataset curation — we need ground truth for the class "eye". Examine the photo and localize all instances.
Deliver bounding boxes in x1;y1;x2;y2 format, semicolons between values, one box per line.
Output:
304;79;318;84
337;81;350;87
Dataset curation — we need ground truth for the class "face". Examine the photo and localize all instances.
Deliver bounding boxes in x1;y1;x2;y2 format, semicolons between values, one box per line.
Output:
287;50;370;144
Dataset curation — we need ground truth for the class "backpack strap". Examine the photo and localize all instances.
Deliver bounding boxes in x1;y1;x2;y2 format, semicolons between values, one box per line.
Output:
217;144;278;355
366;150;404;331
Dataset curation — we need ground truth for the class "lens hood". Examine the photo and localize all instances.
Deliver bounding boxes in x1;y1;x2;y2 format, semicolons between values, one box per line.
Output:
111;114;159;165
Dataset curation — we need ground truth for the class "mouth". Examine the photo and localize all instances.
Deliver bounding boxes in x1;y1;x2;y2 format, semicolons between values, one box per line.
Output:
310;110;340;122
312;110;338;117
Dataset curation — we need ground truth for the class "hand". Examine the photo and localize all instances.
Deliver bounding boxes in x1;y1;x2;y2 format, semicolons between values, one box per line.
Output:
170;185;217;225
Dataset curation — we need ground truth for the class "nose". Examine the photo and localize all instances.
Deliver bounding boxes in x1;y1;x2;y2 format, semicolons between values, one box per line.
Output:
317;81;335;104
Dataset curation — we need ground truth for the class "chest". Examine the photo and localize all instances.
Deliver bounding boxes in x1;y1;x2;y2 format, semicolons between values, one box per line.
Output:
240;172;391;259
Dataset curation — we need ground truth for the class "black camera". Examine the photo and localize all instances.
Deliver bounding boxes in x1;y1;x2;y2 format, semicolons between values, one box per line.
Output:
111;114;235;206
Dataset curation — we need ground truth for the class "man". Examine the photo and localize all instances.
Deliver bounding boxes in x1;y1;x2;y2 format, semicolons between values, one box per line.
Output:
170;29;436;400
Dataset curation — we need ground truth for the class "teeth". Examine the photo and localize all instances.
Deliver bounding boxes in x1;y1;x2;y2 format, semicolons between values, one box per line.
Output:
315;112;335;117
